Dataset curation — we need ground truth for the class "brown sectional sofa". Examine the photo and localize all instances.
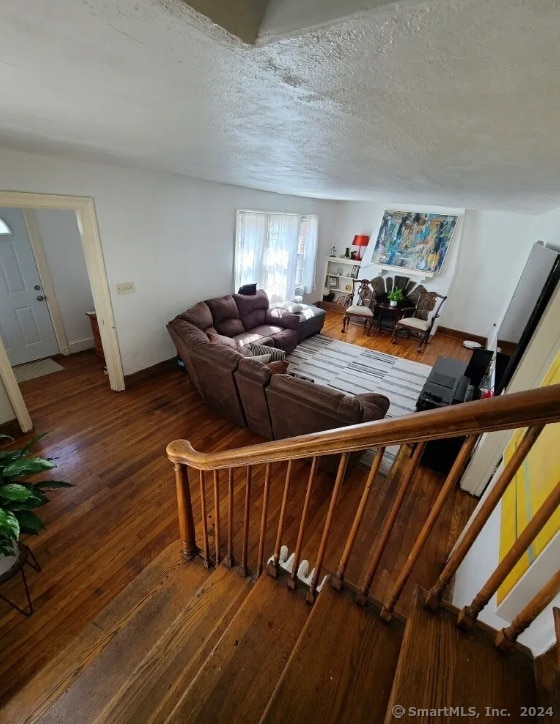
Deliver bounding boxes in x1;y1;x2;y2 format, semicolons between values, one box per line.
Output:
167;291;390;459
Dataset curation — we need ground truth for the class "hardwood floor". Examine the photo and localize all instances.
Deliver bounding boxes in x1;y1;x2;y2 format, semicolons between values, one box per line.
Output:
0;319;476;705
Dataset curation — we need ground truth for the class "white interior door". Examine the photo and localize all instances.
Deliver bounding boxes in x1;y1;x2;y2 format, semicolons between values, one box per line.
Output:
0;208;59;366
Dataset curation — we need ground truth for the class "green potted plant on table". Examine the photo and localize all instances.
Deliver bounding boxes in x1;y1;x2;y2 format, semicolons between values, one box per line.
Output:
0;434;71;576
387;287;404;307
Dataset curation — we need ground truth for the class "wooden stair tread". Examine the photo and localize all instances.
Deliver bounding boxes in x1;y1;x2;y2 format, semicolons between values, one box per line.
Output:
262;582;404;724
167;572;312;723
3;541;209;723
385;588;538;723
38;563;251;723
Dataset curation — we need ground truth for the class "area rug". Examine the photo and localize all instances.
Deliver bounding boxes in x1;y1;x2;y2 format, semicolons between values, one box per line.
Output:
13;358;64;383
286;335;432;473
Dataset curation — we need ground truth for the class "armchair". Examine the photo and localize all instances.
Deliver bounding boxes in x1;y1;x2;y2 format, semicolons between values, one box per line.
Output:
391;288;447;353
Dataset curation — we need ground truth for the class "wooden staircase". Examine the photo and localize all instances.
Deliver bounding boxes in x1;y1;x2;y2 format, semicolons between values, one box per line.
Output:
3;555;556;723
4;384;560;722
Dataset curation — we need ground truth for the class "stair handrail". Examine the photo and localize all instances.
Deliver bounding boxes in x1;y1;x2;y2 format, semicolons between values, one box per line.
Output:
167;384;560;471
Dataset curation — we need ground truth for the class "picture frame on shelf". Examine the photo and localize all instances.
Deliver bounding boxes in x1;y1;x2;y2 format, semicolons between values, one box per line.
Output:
351;265;360;278
328;276;339;289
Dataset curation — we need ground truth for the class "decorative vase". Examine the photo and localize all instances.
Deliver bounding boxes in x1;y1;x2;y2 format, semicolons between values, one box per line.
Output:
389;300;397;307
344;247;350;258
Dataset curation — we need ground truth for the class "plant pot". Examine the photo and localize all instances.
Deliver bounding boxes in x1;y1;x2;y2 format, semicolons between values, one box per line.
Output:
389;300;397;307
0;540;19;577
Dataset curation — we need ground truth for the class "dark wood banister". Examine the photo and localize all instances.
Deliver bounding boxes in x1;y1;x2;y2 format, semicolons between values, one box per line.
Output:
167;384;560;470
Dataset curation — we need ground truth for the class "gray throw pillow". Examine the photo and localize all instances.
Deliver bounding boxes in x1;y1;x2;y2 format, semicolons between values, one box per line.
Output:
248;343;286;362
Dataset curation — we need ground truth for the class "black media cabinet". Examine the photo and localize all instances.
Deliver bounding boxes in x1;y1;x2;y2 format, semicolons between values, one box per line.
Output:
416;356;472;475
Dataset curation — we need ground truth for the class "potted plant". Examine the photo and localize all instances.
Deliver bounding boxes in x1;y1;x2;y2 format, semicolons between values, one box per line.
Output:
0;434;71;576
387;287;405;307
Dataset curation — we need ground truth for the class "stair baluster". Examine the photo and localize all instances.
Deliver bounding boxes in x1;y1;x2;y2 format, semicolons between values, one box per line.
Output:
199;470;211;567
380;435;478;620
269;461;294;578
332;447;385;591
226;468;234;568
356;442;425;606
256;463;272;576
213;470;221;565
425;424;544;611
458;476;560;628
306;453;349;603
289;457;319;591
495;569;560;651
240;466;252;576
554;607;560;668
174;462;198;560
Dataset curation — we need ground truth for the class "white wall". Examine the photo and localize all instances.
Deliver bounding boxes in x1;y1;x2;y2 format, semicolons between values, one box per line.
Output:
0;148;339;375
0;378;15;426
453;282;560;655
328;201;539;337
34;209;95;353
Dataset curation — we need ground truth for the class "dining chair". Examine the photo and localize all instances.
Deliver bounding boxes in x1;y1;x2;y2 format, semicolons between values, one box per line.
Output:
341;279;376;335
391;288;447;353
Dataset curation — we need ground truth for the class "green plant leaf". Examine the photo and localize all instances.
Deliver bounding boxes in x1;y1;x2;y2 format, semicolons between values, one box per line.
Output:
0;451;20;463
19;433;49;459
14;510;45;535
2;457;54;478
0;536;17;556
34;480;72;490
0;483;35;501
0;509;20;540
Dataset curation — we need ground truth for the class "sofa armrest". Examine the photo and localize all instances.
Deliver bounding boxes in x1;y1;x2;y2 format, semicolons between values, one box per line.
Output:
265;308;300;330
356;393;390;422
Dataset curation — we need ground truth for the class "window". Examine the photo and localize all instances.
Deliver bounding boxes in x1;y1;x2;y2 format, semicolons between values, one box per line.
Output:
235;211;318;302
0;218;11;234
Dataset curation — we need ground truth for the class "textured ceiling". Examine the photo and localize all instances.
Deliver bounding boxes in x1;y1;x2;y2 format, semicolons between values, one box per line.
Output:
1;0;560;211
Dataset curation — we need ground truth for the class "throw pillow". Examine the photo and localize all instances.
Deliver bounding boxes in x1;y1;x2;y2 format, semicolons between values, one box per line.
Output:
281;302;301;313
247;343;286;362
237;283;257;295
207;332;237;349
267;360;289;375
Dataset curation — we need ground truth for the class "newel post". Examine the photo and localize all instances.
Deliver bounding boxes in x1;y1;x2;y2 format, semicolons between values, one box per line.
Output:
174;462;199;560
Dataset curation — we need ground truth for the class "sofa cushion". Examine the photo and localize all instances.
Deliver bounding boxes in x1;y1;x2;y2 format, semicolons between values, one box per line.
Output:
177;301;214;332
233;290;269;331
233;331;275;349
207;332;238;349
268;375;365;424
206;295;245;337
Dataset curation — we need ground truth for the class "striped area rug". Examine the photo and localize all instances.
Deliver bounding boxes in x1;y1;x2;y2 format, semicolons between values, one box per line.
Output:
286;335;432;473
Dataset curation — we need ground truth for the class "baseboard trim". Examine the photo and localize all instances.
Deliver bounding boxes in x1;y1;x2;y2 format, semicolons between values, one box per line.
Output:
124;357;178;387
437;326;487;346
0;418;22;438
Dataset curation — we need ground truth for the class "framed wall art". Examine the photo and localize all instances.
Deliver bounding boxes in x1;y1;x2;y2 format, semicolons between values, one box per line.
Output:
371;210;458;274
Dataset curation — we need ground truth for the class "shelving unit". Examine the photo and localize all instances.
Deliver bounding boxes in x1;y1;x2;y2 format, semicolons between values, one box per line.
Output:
322;256;361;305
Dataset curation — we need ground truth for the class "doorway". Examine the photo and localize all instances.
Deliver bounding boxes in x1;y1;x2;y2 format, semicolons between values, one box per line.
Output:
0;208;59;366
0;191;124;433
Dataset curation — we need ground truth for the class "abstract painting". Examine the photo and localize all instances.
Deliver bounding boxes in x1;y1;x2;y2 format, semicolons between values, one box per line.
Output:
371;210;458;274
498;350;560;603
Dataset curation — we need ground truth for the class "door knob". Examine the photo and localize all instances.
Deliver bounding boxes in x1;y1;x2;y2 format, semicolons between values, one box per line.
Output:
36;295;45;301
34;285;41;290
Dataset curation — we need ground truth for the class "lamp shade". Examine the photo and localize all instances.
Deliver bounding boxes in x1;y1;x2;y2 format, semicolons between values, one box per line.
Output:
352;234;370;260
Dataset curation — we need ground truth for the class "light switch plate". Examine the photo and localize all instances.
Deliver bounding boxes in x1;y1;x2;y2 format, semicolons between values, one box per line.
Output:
116;282;135;294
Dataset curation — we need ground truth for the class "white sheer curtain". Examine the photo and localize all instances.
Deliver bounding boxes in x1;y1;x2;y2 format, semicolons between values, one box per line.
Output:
235;211;318;302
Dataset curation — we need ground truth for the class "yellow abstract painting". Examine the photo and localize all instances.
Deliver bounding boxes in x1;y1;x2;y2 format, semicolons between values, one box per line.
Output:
498;350;560;604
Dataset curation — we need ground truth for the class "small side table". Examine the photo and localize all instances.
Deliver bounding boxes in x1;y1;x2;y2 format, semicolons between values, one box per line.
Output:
373;301;414;333
0;543;41;617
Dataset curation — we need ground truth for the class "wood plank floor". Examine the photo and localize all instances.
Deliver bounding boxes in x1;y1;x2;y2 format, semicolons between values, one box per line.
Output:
0;319;476;705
